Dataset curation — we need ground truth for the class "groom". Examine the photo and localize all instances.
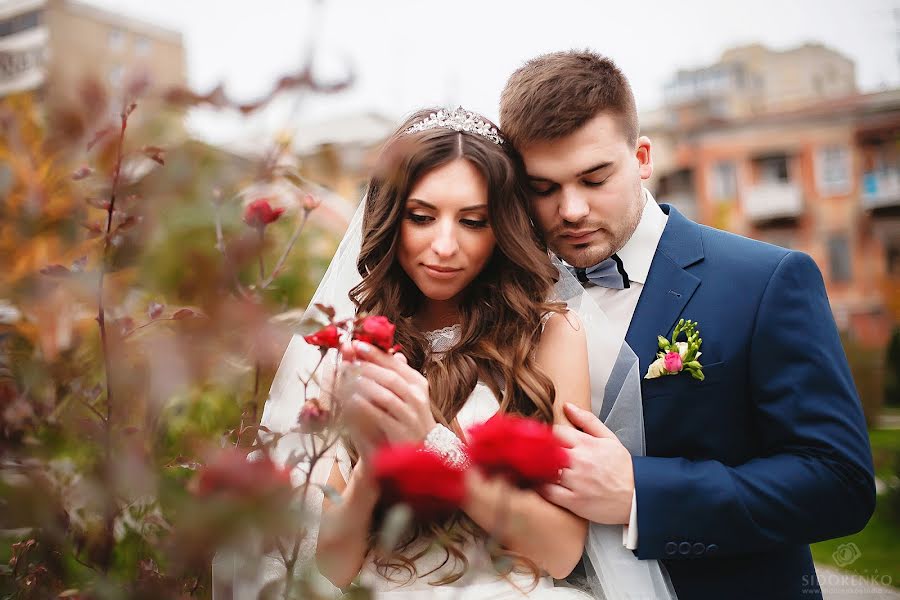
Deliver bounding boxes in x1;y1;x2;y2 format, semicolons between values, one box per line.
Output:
500;51;875;599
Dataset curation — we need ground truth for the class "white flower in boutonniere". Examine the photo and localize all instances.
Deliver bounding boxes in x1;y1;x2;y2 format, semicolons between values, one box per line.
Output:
644;318;705;381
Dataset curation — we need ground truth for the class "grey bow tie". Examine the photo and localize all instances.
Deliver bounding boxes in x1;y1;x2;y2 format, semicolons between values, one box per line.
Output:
570;254;631;289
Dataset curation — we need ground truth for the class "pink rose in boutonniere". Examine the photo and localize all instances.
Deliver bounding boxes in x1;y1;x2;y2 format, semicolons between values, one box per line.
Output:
645;319;705;381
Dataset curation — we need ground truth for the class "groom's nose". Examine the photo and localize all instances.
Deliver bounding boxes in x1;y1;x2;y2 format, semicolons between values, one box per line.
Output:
558;187;591;223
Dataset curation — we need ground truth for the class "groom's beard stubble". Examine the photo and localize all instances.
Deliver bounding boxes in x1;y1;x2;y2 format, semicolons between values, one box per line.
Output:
548;199;642;268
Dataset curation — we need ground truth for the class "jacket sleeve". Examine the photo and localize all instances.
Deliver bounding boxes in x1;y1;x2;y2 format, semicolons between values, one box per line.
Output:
631;251;875;560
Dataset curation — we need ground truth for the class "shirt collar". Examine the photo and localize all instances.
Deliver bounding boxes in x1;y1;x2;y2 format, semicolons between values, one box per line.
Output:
614;189;668;285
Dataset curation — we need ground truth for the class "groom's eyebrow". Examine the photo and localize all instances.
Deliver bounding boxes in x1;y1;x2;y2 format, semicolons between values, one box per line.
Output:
577;161;613;177
527;161;614;182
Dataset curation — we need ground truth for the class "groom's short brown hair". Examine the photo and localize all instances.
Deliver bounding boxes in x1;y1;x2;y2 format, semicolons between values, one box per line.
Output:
500;50;638;148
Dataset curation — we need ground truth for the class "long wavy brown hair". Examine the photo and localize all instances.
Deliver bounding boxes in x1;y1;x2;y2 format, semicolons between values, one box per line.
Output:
348;108;565;586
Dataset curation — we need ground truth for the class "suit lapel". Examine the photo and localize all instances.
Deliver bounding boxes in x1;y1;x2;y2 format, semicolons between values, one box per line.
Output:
625;205;704;377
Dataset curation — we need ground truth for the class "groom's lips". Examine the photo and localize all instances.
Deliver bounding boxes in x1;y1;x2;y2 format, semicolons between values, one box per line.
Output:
423;264;463;279
561;229;599;244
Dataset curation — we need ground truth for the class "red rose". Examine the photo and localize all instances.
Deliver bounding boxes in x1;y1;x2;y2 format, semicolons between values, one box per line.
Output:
467;413;569;489
353;315;396;352
303;324;341;349
190;449;292;500
298;397;330;433
373;443;465;520
243;198;285;228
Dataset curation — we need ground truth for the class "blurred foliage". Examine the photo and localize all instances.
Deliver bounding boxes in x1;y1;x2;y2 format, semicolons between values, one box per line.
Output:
0;64;349;599
841;333;885;428
885;327;900;407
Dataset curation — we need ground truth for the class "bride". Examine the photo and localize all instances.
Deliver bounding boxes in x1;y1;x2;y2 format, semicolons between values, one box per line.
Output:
236;108;676;599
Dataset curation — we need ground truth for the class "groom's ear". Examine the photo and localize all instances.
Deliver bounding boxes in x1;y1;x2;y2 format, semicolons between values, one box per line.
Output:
636;136;653;181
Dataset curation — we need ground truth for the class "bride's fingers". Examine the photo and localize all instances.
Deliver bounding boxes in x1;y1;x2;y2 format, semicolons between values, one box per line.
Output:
353;341;420;384
355;378;415;425
350;392;407;441
357;362;411;402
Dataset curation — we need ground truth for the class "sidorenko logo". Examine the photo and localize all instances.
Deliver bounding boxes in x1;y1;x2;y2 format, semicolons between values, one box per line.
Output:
832;542;862;567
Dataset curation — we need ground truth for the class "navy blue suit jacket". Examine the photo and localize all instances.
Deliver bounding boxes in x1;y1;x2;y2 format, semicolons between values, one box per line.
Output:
625;205;875;599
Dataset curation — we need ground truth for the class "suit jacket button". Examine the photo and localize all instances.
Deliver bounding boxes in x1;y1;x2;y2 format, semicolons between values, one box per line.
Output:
707;544;719;555
678;542;692;555
665;542;678;555
692;542;705;555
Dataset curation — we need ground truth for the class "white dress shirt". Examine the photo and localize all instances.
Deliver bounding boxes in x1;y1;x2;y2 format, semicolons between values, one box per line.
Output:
583;190;668;551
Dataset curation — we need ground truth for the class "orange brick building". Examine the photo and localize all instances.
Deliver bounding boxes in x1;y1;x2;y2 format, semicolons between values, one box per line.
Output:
646;45;900;350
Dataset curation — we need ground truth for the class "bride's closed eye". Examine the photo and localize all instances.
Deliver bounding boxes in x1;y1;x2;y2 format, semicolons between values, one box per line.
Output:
461;218;489;229
406;212;433;225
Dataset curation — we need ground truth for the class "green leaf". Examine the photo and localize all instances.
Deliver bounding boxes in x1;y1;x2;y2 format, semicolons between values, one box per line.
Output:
690;369;705;381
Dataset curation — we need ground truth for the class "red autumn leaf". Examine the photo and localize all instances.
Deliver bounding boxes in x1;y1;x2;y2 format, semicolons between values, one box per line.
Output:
86;196;111;210
40;264;70;277
71;166;93;181
314;303;336;320
81;222;103;238
189;449;292;500
115;215;138;232
86;125;114;151
352;315;396;352
467;413;569;489
172;308;199;320
148;302;164;320
115;317;135;335
373;443;465;520
142;145;165;165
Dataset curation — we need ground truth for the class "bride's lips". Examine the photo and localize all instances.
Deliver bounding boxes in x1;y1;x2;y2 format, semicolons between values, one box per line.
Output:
560;229;599;244
423;264;463;279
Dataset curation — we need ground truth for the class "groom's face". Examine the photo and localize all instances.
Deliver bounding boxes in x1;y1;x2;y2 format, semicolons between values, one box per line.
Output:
519;112;652;268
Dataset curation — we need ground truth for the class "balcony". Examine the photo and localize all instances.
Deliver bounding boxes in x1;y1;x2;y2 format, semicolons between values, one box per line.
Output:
743;182;803;222
862;170;900;210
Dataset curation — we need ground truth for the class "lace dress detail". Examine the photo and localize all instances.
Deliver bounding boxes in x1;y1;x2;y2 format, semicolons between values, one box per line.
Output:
424;324;462;354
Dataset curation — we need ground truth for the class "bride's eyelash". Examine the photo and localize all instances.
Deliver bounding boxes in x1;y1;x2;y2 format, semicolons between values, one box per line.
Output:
461;219;489;229
406;212;433;224
405;213;488;229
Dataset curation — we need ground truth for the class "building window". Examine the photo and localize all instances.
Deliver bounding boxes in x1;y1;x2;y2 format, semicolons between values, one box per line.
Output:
0;9;41;38
108;29;125;51
816;145;852;196
888;239;900;278
755;154;790;183
108;64;124;88
135;37;152;56
710;161;738;201
827;234;853;283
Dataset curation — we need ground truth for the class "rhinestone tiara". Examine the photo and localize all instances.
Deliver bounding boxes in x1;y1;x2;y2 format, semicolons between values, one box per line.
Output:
404;107;504;145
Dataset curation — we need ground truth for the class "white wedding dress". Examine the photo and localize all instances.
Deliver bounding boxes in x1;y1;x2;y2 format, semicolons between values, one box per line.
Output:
352;325;592;599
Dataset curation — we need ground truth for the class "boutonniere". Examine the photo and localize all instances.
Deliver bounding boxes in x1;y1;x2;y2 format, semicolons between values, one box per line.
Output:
645;318;705;381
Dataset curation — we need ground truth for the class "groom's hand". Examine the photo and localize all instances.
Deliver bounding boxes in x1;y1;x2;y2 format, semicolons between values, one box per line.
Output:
539;402;634;525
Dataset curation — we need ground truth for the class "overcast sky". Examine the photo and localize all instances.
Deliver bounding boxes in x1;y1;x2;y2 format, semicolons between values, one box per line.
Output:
81;0;900;149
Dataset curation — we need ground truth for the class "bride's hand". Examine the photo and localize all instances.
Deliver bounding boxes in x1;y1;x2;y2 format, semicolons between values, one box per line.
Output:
348;340;437;445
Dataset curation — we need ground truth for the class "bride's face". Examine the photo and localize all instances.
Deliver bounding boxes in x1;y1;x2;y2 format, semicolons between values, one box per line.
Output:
397;158;496;304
